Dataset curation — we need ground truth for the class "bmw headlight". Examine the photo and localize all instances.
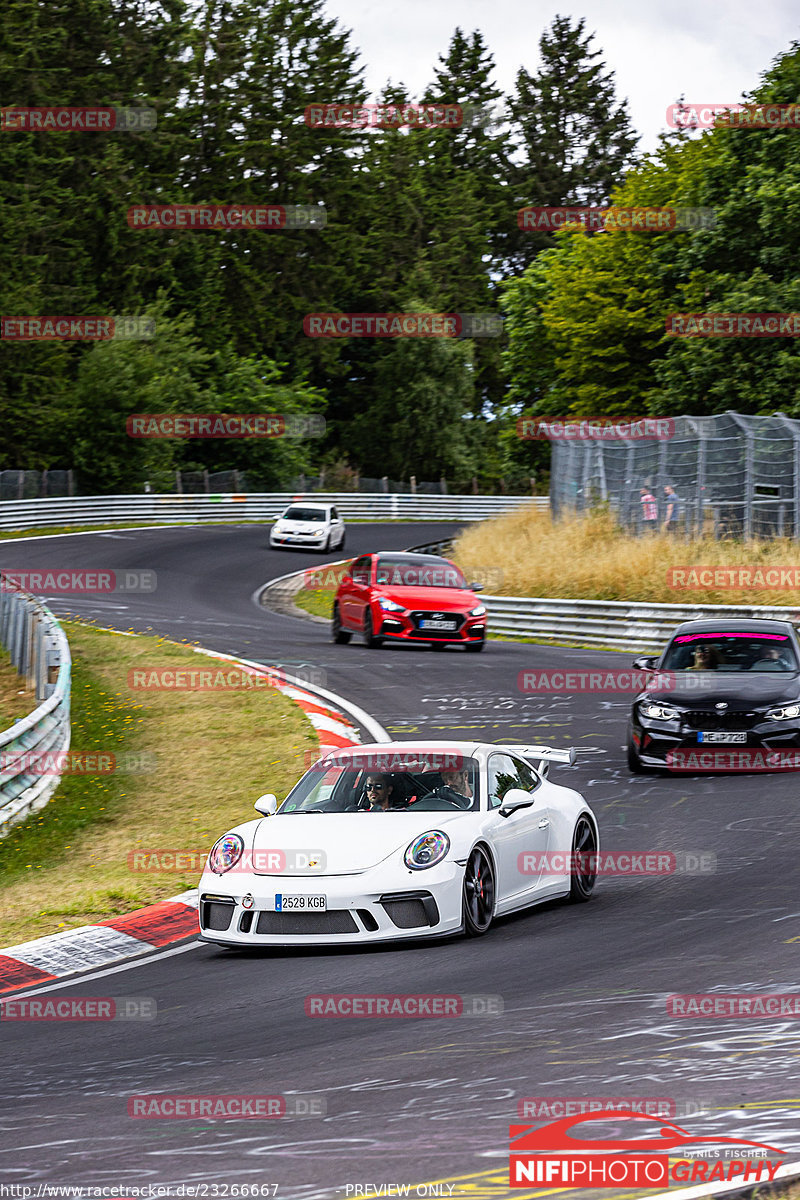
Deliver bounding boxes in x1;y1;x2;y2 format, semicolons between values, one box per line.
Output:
379;597;405;612
404;830;450;870
767;703;800;720
470;604;486;617
209;833;244;874
639;701;681;721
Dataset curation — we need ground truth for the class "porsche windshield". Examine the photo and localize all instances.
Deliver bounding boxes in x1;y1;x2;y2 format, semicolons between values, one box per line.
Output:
661;631;799;673
282;507;327;522
375;556;468;589
279;754;480;813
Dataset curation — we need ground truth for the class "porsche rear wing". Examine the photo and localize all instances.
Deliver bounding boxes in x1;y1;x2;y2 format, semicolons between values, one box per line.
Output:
503;745;576;774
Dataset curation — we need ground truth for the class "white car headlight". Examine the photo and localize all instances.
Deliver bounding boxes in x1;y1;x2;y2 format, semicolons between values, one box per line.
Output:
379;598;405;612
470;604;486;617
209;833;244;874
767;703;800;720
404;830;450;870
639;701;681;720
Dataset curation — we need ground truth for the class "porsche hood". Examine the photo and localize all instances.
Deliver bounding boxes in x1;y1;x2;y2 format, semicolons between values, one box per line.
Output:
249;811;467;875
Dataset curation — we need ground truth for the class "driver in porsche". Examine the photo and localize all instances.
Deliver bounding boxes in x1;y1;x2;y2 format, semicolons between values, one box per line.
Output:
430;766;474;810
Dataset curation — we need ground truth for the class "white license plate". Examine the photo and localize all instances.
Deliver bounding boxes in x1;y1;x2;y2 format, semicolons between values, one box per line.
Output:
698;732;747;744
421;619;457;630
275;894;326;912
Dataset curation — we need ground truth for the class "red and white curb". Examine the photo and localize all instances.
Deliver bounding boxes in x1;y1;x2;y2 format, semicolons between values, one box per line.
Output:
0;640;386;996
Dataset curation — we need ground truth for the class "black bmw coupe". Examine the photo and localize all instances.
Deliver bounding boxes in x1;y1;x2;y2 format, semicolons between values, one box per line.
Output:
627;618;800;772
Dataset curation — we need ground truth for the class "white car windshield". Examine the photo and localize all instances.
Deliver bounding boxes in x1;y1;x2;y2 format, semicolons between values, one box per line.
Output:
278;755;480;813
282;507;328;522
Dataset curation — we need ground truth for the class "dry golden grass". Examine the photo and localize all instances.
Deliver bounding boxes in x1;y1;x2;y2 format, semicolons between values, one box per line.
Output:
0;645;34;726
0;621;317;944
452;506;800;608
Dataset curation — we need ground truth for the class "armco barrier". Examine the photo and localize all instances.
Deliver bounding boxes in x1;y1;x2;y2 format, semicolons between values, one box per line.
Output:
0;492;546;532
483;595;800;652
0;589;71;835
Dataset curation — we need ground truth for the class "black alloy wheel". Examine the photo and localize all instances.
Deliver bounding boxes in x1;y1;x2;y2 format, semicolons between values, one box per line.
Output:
463;846;495;936
332;603;351;644
569;815;597;902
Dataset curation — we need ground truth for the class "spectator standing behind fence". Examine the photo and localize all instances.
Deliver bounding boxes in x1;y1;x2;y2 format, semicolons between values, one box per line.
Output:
640;487;658;532
663;484;682;534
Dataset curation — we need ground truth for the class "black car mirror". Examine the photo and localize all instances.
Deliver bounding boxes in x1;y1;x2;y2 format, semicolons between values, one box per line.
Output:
633;655;658;670
498;788;535;817
471;582;485;592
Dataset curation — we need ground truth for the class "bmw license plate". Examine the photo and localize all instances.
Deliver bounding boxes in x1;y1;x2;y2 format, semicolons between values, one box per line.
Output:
697;732;747;744
421;619;457;630
275;894;326;912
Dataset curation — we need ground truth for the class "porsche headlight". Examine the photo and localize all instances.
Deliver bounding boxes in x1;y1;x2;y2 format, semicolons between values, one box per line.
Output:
379;597;405;612
470;604;486;617
639;701;681;721
209;833;244;875
767;703;800;720
404;830;450;870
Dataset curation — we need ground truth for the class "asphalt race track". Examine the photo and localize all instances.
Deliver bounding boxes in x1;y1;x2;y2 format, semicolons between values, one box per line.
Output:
1;523;799;1194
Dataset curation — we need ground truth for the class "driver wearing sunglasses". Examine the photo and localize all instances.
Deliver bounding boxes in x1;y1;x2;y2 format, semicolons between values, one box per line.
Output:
363;773;396;811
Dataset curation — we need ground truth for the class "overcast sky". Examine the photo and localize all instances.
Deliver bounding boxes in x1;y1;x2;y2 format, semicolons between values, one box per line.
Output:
321;0;800;152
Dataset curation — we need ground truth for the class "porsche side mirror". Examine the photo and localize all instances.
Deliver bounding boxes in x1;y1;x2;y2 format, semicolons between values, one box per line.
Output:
633;655;658;670
471;583;485;592
499;788;535;817
255;793;278;815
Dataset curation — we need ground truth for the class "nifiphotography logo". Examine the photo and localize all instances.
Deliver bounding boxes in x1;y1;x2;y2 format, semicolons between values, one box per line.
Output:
509;1110;785;1188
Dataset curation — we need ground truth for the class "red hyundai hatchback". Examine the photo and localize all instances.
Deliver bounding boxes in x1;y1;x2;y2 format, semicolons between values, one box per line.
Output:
332;552;487;651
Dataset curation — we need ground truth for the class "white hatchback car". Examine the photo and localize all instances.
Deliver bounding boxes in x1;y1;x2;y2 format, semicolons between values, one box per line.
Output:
269;503;346;552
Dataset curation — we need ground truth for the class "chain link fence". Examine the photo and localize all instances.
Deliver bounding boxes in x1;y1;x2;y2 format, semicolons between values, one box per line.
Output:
550;411;800;539
0;470;75;500
1;469;534;498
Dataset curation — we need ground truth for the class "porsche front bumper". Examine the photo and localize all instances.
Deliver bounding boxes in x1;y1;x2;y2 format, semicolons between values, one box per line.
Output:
198;862;464;946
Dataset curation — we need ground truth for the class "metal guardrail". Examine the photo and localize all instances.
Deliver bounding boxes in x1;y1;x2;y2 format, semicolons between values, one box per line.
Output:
0;492;547;532
0;589;71;836
482;595;800;652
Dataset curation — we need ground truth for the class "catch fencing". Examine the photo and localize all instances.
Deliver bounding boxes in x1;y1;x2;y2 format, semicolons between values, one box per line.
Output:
550;410;800;539
0;492;547;532
0;589;72;835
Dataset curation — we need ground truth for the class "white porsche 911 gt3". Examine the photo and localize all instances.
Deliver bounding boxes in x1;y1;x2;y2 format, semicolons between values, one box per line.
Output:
198;741;598;947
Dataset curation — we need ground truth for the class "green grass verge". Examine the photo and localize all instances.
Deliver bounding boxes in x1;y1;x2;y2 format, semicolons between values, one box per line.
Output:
0;620;317;944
